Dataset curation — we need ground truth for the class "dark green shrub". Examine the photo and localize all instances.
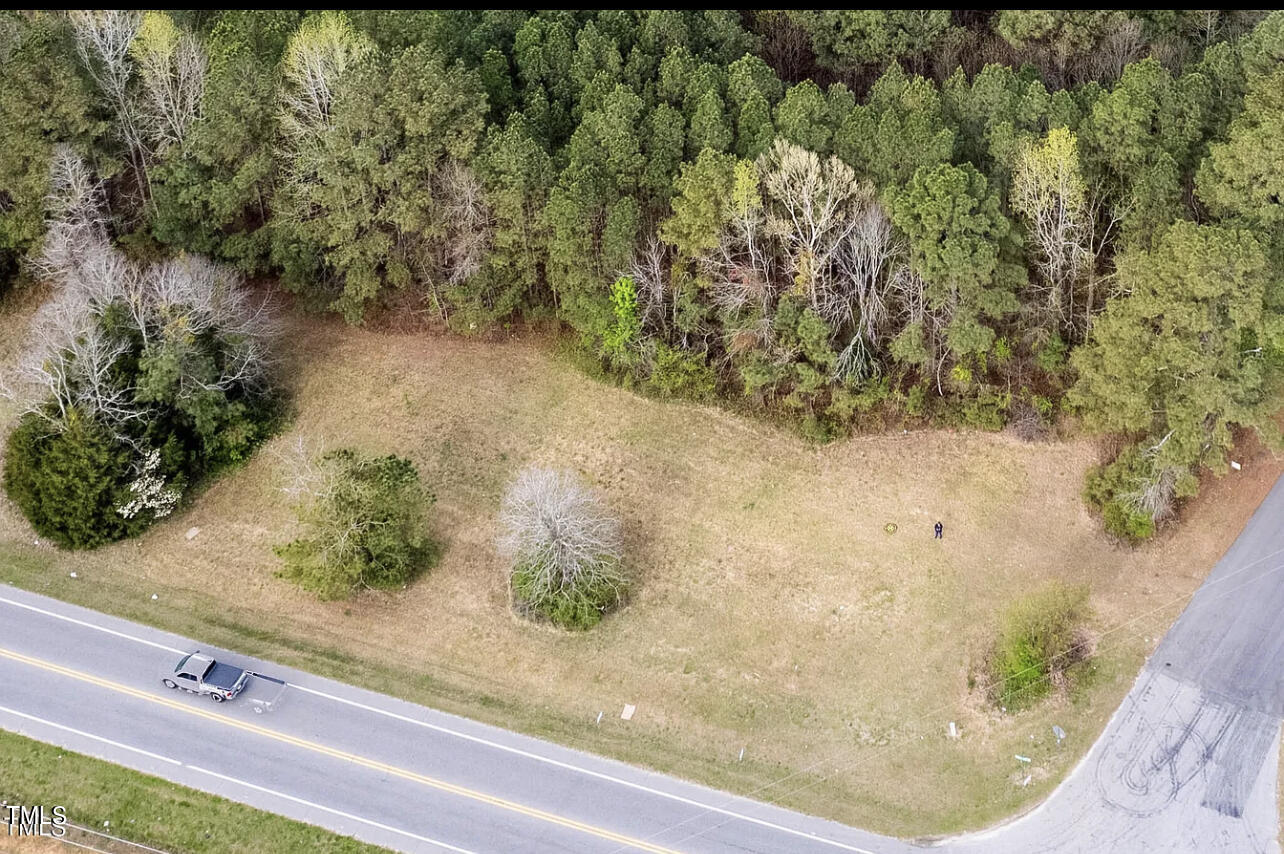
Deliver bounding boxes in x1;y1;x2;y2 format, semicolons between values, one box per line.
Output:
1101;499;1155;541
990;582;1092;711
1035;334;1068;374
275;449;436;600
511;558;623;630
645;344;716;401
958;389;1011;431
1083;446;1166;543
3;414;149;549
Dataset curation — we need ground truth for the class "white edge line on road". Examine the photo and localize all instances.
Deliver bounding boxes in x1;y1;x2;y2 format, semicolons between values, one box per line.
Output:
0;590;875;854
289;684;878;853
187;765;480;854
0;703;180;766
0;594;185;654
0;700;477;854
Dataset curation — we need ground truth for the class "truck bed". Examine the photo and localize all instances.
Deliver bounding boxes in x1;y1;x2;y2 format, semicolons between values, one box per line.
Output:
204;661;246;690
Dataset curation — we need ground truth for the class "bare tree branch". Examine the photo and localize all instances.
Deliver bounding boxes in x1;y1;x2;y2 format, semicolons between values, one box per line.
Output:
498;467;625;617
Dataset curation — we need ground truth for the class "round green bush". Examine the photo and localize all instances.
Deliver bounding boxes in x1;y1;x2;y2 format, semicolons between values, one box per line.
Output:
990;582;1091;711
3;414;146;549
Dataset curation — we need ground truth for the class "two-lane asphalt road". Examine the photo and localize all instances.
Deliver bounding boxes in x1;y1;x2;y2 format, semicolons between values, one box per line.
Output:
0;584;911;854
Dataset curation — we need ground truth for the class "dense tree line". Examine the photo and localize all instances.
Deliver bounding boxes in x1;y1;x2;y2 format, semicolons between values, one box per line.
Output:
1;10;1282;542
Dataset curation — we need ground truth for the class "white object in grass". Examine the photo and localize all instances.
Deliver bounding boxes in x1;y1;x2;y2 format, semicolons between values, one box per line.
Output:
621;704;636;721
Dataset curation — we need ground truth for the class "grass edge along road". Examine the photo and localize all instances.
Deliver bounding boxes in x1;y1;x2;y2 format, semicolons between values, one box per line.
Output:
0;725;390;854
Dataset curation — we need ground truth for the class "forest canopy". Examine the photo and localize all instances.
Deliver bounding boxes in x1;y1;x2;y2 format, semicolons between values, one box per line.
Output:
1;9;1282;542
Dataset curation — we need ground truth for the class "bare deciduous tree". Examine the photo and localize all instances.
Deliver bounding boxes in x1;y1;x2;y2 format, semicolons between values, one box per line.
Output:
278;12;372;150
707;163;772;319
70;10;147;199
434;160;493;287
1087;17;1147;83
628;235;671;335
1012;128;1096;338
131;12;206;155
498;467;625;627
692;142;909;378
760;139;863;302
1;151;275;437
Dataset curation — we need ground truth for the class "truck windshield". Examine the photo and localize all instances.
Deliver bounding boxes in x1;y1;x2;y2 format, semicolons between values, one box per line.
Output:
175;653;192;672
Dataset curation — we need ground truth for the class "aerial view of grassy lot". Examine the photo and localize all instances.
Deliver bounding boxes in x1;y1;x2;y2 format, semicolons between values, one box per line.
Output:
1;289;1279;838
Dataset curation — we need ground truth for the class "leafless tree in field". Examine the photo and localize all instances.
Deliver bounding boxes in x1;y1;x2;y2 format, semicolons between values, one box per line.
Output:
5;293;140;435
275;436;326;503
144;255;277;393
1120;431;1185;522
498;467;625;617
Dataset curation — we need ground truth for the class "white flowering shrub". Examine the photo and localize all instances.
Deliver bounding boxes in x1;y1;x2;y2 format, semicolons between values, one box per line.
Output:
116;448;181;520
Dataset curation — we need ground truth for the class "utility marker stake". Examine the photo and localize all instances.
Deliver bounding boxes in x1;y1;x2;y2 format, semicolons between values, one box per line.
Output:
738;747;745;762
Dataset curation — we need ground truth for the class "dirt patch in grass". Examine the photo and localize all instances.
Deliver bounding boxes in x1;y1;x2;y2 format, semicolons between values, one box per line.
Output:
1;302;1280;838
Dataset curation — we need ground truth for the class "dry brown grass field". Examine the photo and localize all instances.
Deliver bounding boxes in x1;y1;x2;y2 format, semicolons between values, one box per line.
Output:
1;291;1280;838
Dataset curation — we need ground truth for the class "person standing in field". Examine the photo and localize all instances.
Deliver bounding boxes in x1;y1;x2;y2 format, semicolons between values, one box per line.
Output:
934;521;943;539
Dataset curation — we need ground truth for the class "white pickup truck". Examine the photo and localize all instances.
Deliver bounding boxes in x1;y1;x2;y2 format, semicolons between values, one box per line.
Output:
162;651;286;712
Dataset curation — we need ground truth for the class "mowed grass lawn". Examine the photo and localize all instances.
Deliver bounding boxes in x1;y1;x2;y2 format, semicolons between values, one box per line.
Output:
1;293;1279;837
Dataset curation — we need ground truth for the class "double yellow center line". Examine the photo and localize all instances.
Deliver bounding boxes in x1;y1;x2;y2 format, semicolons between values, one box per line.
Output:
0;645;681;854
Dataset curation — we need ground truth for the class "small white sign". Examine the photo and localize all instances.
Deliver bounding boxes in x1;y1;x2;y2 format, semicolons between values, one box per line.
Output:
621;704;636;721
